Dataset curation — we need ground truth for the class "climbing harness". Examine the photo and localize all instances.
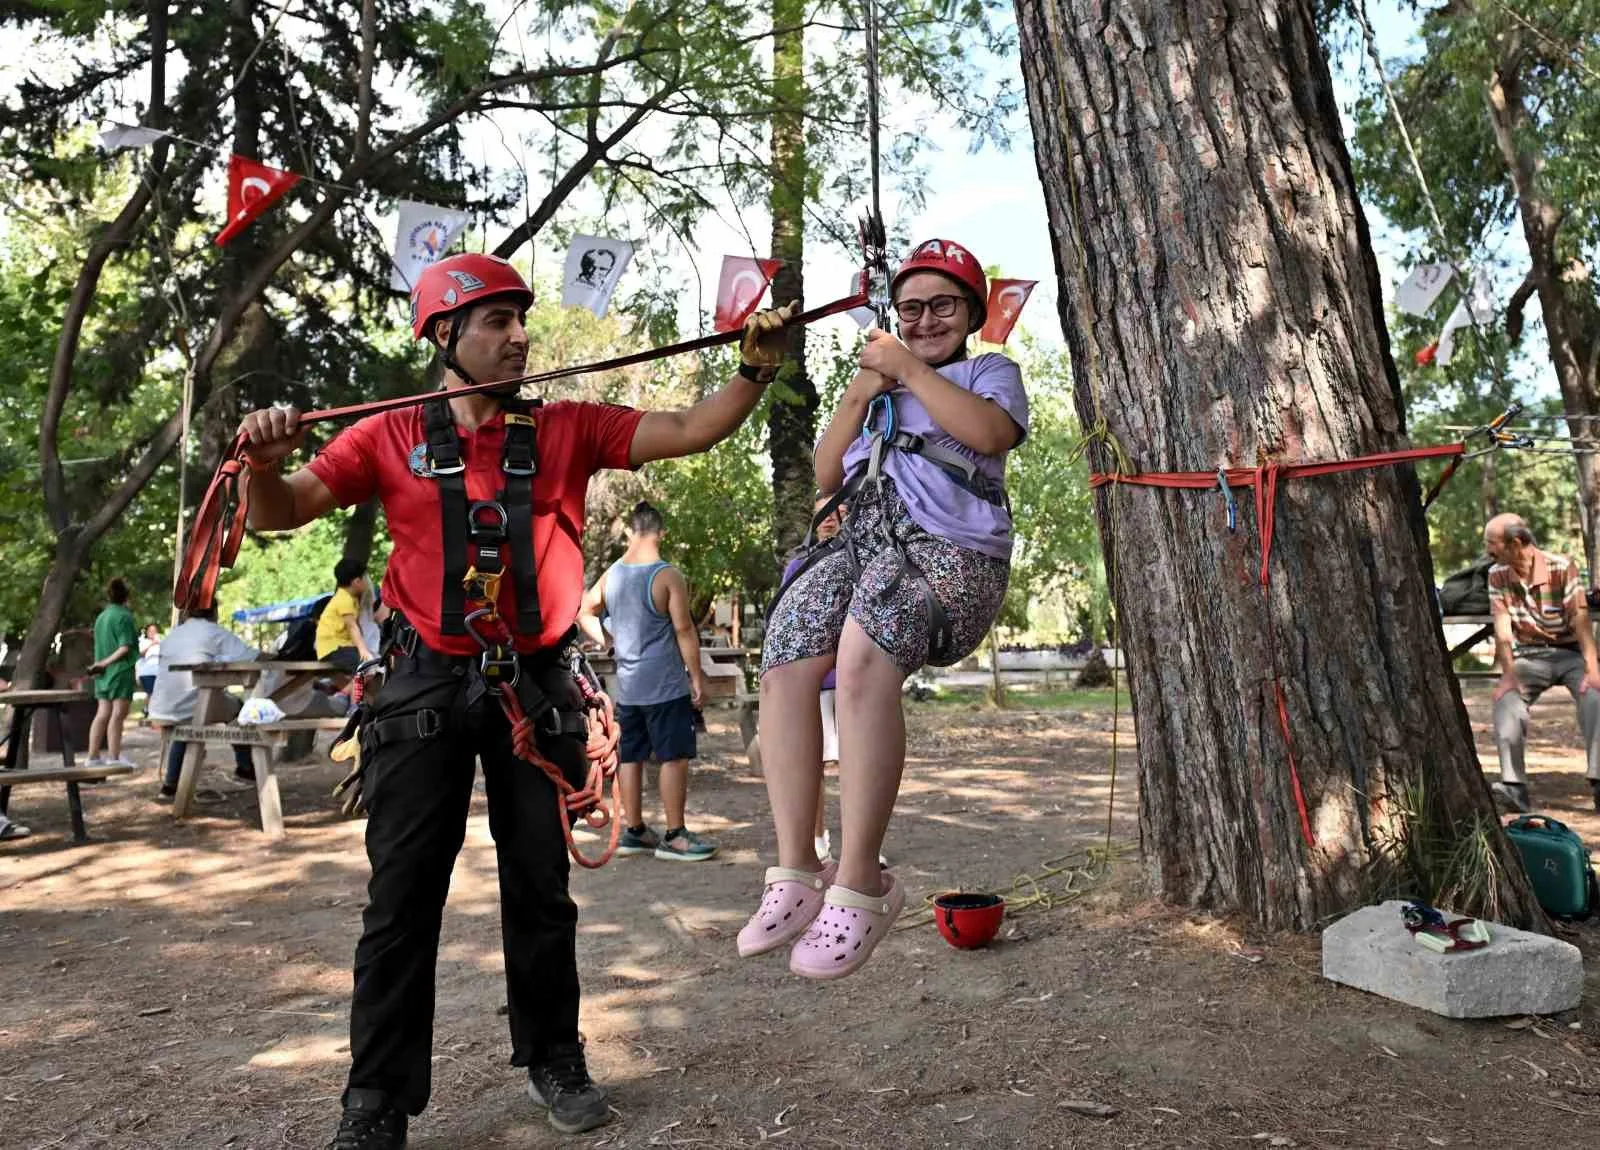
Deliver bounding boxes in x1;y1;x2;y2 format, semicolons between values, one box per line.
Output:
767;236;1006;666
1401;901;1490;953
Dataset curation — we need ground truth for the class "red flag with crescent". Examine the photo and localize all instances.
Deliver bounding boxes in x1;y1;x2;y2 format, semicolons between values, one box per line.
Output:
714;255;783;332
979;279;1037;344
215;155;301;247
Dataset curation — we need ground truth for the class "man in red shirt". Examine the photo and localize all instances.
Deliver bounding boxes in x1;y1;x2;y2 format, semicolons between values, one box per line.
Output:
237;253;792;1149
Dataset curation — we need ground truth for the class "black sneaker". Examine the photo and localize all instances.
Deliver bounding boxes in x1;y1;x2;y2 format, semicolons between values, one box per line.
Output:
527;1043;612;1134
326;1101;407;1149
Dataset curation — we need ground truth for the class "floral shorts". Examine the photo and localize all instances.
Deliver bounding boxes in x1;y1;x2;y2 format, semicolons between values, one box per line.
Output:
762;479;1010;678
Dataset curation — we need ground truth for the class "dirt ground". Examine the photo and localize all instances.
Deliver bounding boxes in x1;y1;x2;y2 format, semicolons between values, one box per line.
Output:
3;683;1599;1149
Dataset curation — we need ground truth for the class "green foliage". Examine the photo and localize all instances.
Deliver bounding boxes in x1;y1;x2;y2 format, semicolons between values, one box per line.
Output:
646;353;779;611
1001;337;1106;642
1342;1;1600;575
217;510;392;622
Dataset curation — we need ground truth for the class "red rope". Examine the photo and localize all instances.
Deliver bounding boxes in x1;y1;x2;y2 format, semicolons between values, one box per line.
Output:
1090;442;1465;849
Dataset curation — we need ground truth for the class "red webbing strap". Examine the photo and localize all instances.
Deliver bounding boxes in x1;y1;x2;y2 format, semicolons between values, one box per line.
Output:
1089;442;1466;849
174;291;869;610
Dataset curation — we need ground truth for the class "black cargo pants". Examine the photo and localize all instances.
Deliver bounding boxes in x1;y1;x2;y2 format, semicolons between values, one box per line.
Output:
341;652;589;1116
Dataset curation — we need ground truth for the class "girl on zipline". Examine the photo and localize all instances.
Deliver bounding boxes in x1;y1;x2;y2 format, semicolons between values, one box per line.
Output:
739;238;1028;979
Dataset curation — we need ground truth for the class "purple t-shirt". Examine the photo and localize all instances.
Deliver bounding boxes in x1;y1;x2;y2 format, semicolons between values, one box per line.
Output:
781;555;837;689
837;352;1027;560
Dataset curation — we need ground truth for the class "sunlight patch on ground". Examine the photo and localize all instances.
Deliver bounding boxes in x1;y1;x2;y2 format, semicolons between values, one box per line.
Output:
246;1031;349;1069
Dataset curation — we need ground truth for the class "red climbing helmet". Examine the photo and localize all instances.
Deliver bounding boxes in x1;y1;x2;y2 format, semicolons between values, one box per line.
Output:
892;238;987;332
410;253;534;342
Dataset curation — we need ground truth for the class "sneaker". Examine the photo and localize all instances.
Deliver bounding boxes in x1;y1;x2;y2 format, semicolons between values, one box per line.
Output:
655;828;718;862
0;815;32;841
155;787;176;804
1492;781;1531;814
527;1042;612;1134
1590;781;1600;813
615;824;660;857
326;1100;407;1149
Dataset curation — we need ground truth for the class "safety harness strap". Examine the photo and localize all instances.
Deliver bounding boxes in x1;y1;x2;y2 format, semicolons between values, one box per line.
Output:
501;404;542;636
424;399;470;635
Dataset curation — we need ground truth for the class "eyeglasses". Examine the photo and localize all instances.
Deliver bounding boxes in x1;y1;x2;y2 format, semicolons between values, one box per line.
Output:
893;294;965;323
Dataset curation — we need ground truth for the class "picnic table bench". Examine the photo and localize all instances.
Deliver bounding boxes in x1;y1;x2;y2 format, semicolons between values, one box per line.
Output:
1;688;136;841
1442;615;1495;661
165;660;347;839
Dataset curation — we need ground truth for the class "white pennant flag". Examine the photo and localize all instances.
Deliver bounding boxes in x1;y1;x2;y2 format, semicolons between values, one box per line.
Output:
1394;263;1454;317
389;200;472;293
99;123;170;152
561;235;634;317
846;273;877;329
1436;270;1496;366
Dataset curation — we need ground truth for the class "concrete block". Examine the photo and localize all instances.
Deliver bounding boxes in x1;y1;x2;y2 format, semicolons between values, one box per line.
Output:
1321;900;1582;1019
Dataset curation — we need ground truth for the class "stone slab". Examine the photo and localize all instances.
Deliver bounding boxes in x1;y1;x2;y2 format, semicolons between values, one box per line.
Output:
1322;900;1582;1019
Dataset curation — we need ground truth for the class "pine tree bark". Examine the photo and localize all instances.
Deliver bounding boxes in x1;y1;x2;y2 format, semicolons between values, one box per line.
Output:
765;0;817;563
1014;0;1542;928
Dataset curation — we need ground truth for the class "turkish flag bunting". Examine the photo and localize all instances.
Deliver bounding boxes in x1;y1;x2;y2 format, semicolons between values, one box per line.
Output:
979;279;1037;344
215;155;301;247
713;255;783;332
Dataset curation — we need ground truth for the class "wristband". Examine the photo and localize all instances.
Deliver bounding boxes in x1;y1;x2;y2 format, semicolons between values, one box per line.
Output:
739;362;777;384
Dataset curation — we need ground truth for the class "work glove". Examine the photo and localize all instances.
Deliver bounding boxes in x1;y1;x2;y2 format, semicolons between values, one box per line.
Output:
739;301;798;382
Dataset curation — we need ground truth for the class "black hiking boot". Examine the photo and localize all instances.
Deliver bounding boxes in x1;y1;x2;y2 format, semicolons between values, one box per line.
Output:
527;1042;612;1134
326;1097;407;1149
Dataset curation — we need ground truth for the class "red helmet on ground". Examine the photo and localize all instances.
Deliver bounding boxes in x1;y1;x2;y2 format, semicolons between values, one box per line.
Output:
410;253;533;342
891;239;987;333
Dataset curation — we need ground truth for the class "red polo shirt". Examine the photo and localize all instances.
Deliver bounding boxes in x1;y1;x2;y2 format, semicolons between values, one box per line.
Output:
308;400;644;655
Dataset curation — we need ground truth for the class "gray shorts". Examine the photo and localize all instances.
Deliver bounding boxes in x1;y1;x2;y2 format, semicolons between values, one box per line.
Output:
762;479;1009;678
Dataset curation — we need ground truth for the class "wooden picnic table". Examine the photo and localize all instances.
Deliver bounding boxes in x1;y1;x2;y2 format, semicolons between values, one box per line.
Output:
0;688;134;840
1442;615;1495;661
164;660;346;836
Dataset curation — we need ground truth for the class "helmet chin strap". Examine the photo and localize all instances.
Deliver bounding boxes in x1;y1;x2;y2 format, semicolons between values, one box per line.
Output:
439;312;478;389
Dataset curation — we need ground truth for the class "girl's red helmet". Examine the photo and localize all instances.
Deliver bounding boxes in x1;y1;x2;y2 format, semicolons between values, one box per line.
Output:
410;253;533;342
891;239;987;333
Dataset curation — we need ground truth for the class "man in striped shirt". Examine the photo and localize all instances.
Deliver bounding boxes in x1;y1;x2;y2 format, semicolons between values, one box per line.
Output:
1486;513;1600;813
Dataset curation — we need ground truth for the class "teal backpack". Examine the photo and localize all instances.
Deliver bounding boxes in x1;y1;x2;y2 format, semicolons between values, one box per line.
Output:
1504;815;1600;920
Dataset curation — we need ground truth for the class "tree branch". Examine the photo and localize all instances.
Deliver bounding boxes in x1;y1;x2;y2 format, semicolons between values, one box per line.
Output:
38;0;170;536
353;0;377;162
1506;269;1537;343
493;69;681;258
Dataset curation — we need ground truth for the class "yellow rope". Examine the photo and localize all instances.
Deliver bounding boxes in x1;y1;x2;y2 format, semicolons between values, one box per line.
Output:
894;842;1128;932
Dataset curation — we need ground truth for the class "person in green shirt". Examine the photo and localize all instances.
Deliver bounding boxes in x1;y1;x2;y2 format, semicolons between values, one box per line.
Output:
87;577;139;767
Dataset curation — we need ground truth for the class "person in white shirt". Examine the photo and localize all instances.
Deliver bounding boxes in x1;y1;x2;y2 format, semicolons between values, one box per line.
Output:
148;606;262;800
135;624;162;720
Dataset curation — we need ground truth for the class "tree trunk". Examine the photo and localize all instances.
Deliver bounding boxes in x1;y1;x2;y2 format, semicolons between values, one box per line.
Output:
1014;0;1541;928
1484;38;1600;578
11;536;87;688
765;0;817;563
13;2;172;688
